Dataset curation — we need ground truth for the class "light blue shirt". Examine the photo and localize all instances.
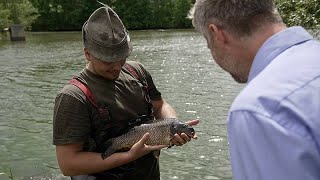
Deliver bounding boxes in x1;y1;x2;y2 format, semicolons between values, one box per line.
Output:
228;26;320;180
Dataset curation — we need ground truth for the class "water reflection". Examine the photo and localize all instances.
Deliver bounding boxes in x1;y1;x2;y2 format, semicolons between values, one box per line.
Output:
0;29;265;179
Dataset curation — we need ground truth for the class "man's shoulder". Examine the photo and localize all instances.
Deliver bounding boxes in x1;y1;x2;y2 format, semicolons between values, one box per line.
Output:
231;72;320;117
230;77;291;117
126;60;141;66
125;61;146;71
230;89;276;118
124;61;148;78
56;81;87;102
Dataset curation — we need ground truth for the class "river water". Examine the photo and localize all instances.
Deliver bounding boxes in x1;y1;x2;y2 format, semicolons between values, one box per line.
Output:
0;29;243;180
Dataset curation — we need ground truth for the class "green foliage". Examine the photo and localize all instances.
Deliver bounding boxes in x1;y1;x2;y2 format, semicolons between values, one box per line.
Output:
114;0;176;29
113;0;153;29
0;0;38;30
30;0;104;31
276;0;320;29
173;0;193;28
113;0;193;29
0;4;11;31
3;0;318;31
150;0;175;29
28;0;195;31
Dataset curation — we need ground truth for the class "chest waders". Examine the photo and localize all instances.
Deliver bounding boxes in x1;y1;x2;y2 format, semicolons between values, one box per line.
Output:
70;63;153;144
69;64;155;180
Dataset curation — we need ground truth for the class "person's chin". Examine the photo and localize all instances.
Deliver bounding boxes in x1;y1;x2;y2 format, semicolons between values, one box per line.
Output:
231;74;247;84
108;75;119;80
104;71;120;80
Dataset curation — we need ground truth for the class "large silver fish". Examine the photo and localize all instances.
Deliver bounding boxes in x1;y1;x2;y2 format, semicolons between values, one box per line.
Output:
101;118;195;159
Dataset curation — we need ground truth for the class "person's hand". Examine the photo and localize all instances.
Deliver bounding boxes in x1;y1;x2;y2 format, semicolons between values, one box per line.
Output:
171;119;199;146
127;133;168;161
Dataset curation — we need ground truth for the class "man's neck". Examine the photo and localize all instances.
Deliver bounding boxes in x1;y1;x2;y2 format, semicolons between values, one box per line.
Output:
248;23;287;60
86;63;96;74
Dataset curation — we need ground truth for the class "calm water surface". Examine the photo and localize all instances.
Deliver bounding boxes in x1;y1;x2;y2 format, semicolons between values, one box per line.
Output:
0;29;244;180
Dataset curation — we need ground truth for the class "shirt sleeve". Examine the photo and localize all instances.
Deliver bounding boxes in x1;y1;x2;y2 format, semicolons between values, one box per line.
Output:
228;110;320;180
53;86;91;145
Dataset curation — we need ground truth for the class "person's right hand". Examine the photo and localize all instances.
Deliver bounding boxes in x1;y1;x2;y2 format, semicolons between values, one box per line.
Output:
126;133;167;161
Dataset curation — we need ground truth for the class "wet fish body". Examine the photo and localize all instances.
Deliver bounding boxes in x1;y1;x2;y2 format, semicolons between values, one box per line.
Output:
101;118;195;159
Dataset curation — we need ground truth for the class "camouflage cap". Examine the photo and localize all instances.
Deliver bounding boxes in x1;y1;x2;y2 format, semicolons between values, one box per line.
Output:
82;6;133;62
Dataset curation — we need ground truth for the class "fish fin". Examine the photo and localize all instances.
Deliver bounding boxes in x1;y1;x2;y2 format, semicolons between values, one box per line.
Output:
168;134;176;148
153;150;161;158
166;135;175;149
101;139;116;160
167;142;174;149
101;147;117;160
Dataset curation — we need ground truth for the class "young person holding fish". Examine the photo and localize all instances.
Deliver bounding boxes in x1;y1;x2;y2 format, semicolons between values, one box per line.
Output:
189;0;320;179
53;4;199;180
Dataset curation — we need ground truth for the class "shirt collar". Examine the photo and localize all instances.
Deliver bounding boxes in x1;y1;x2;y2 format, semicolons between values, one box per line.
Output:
248;26;314;82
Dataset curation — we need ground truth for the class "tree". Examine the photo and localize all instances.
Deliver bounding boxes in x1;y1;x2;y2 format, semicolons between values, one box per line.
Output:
276;0;320;29
153;0;175;29
0;0;38;30
30;0;106;31
0;3;11;31
113;0;152;29
173;0;193;28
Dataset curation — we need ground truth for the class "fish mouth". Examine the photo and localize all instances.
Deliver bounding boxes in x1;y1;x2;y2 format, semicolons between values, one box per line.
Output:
189;127;196;138
188;128;195;137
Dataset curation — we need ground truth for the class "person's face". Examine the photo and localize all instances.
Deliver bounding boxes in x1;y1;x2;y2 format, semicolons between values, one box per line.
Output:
85;49;126;80
205;26;248;83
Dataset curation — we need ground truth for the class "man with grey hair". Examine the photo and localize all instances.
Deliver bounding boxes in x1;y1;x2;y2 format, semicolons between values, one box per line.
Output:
189;0;320;179
53;5;198;180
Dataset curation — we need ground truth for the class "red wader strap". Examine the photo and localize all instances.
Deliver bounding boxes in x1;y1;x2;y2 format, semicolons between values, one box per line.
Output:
70;78;111;126
124;63;153;118
69;64;151;120
69;79;99;109
124;63;140;80
124;63;151;101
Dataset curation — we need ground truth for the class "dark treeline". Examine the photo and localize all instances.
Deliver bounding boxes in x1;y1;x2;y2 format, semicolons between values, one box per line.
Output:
29;0;195;31
0;0;319;32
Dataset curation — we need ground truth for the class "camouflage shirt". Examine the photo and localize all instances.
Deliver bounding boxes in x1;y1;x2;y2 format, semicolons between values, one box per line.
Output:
53;61;162;180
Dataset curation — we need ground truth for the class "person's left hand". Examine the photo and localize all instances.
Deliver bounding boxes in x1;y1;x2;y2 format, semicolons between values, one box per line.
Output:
170;119;199;146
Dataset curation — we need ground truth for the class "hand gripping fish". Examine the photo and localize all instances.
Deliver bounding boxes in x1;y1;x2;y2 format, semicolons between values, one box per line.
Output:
101;118;195;159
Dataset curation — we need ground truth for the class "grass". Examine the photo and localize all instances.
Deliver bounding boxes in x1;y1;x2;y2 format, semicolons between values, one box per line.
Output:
9;168;14;180
0;168;15;180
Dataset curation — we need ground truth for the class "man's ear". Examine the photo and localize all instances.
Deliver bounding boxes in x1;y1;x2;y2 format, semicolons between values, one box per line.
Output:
208;24;227;45
83;48;91;61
